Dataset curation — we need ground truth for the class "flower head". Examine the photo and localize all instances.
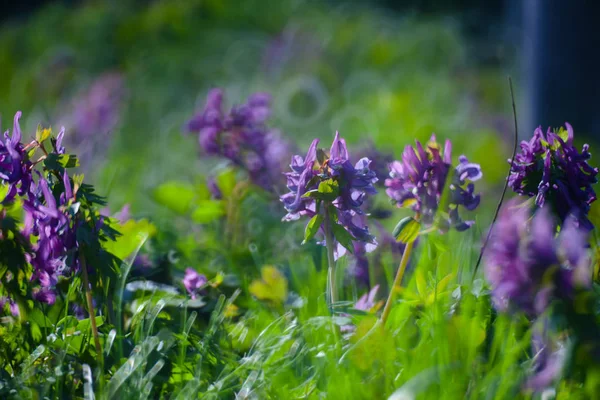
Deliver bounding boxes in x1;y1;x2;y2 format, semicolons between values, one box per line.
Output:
508;123;598;229
281;132;378;257
484;200;591;316
0;112;34;203
183;268;207;300
385;135;482;231
186;89;292;191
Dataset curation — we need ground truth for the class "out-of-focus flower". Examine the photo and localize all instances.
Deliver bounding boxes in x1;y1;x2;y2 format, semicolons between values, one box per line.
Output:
281;132;378;257
57;72;126;170
385;135;482;231
484;201;591;316
183;268;207;300
186;89;292;192
508;123;598;230
354;284;382;312
207;176;222;200
0;297;20;317
526;328;565;391
0;112;34;204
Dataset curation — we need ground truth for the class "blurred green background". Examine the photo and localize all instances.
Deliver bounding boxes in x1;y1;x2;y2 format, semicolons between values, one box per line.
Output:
0;0;515;222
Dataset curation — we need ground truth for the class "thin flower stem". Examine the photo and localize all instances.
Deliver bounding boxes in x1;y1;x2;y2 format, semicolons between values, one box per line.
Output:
323;207;337;308
80;253;104;368
471;77;519;279
380;240;414;326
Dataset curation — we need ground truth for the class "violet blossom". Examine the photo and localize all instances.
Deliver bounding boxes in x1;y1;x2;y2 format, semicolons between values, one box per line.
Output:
484;200;591;317
0;112;33;204
186;89;292;192
385;135;482;231
183;268;207;300
508;123;598;230
281;132;378;258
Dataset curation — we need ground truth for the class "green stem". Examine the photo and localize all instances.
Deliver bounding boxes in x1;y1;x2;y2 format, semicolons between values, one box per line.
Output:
380;240;414;326
80;253;104;369
323;207;337;308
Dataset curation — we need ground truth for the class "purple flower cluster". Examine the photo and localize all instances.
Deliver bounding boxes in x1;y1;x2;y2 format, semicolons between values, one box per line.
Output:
281;132;378;257
484;200;591;317
183;268;207;300
25;171;78;304
186;89;292;191
508;123;598;229
0;112;82;304
385;135;482;231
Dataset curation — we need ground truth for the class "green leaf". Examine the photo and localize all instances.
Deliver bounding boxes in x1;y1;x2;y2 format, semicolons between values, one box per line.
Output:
303;179;339;201
77;316;105;333
332;223;354;255
152;181;196;215
44;153;80;170
302;214;324;244
191;200;225;224
103;219;156;259
393;216;420;244
249;266;288;304
216;168;236;198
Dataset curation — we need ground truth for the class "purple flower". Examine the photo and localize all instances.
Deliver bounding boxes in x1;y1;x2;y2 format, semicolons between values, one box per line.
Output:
281;132;378;256
57;73;126;170
353;141;395;185
354;284;381;312
26;171;78;291
183;268;207;300
206;176;222;199
0;112;34;204
385;135;482;231
484;200;591;317
186;89;292;192
0;297;20;317
32;287;57;305
508;123;598;230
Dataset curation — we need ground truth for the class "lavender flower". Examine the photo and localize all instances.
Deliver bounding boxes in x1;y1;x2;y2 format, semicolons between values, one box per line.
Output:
385;135;482;231
0;112;33;204
508;123;598;230
0;297;19;317
58;73;126;170
25;171;78;302
484;201;591;317
281;132;378;257
183;268;207;300
186;89;292;191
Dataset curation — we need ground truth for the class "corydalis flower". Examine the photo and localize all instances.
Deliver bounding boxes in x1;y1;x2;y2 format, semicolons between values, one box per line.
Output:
25;171;78;302
0;112;33;204
484;201;591;317
281;132;378;257
508;123;598;230
183;268;207;300
186;89;291;191
385;135;482;231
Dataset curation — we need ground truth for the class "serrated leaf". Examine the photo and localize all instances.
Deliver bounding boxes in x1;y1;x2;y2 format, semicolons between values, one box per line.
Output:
303;214;324;244
152;181;196;215
191;200;225;224
44;153;80;170
393;217;420;243
332;223;354;255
